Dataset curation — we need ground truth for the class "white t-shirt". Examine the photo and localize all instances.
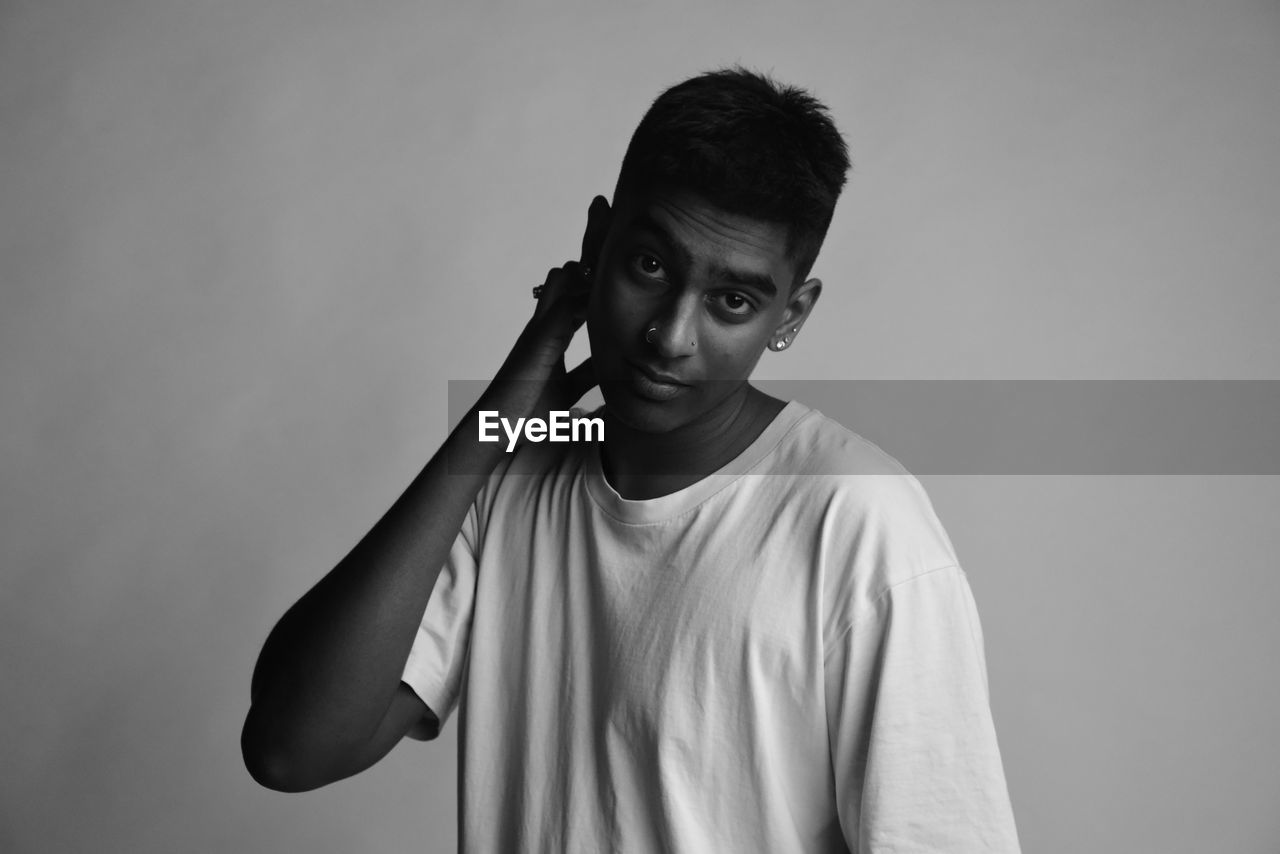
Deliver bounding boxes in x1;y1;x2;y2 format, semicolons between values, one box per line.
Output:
401;400;1020;853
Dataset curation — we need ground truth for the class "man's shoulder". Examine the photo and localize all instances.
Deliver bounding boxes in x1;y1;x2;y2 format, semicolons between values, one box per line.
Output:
778;407;962;614
773;403;959;584
780;404;915;479
769;405;930;516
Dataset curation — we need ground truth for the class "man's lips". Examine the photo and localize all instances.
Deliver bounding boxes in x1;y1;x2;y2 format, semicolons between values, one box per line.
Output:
619;361;691;402
629;362;690;386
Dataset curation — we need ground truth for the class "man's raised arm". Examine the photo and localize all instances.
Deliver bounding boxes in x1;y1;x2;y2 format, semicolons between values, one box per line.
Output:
241;198;609;791
240;401;508;792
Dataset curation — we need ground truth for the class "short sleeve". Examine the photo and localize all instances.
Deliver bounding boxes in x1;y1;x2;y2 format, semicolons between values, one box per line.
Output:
824;565;1021;852
400;498;481;740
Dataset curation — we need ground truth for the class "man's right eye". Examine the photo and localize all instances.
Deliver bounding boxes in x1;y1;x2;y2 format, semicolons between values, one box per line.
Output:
633;254;665;278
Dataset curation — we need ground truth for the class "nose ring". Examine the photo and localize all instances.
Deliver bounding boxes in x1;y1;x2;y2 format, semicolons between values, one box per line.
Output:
645;326;658;344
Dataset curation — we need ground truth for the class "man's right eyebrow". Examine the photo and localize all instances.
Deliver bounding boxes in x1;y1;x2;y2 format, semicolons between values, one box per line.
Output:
627;212;694;268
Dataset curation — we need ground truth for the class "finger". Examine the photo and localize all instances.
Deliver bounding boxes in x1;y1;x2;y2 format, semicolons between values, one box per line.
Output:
531;264;579;317
550;262;593;301
540;262;590;291
563;357;598;404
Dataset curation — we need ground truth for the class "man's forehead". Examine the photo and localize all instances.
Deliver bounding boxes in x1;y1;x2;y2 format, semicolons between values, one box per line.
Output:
614;188;794;262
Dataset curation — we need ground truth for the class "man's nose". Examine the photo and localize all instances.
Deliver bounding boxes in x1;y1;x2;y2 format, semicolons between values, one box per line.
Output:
646;293;699;358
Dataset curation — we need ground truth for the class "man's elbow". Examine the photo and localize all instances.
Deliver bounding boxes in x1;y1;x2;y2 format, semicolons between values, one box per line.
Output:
240;710;331;793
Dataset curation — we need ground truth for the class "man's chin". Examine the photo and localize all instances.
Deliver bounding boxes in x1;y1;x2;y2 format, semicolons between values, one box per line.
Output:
599;378;758;435
598;383;693;434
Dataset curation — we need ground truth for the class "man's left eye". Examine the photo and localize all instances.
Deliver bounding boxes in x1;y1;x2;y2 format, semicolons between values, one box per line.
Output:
712;292;755;315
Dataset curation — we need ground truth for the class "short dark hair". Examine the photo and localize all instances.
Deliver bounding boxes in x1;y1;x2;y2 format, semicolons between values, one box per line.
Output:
613;66;851;286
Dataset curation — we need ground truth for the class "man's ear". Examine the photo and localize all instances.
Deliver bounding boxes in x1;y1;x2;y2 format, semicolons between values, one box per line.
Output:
581;195;613;269
775;277;822;342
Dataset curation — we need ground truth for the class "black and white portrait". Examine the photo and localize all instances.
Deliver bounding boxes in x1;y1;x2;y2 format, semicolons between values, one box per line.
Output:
3;2;1278;852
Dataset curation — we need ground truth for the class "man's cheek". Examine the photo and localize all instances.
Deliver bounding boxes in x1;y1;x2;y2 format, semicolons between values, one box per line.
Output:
584;313;619;379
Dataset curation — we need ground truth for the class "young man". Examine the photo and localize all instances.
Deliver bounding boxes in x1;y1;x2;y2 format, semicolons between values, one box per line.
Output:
243;68;1021;852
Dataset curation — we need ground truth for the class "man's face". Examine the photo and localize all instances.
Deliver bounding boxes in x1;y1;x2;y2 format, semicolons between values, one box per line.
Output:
585;187;821;434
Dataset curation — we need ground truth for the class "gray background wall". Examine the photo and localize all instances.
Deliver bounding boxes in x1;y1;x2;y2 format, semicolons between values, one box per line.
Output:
3;1;1278;851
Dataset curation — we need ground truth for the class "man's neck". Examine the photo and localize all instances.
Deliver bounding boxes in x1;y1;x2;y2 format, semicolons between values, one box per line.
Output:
599;385;787;501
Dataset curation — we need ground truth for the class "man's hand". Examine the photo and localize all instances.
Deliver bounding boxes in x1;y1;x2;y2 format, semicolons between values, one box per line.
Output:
484;195;611;425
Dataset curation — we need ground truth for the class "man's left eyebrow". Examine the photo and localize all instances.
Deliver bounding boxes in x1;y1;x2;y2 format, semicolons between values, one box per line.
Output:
708;263;777;298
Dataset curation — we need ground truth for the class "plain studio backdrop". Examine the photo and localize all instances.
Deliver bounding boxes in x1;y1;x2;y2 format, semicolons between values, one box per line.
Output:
3;1;1279;852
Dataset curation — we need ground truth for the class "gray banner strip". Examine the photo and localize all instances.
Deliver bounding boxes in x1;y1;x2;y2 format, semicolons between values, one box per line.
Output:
448;380;1280;475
